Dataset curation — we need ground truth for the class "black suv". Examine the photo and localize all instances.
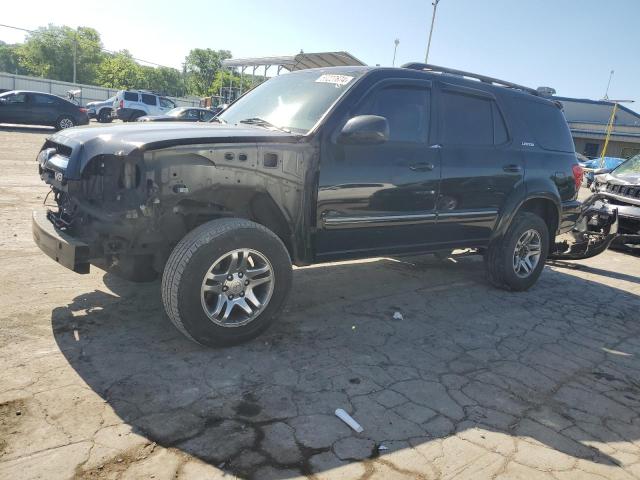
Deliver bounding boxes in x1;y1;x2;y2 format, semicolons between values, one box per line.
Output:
32;64;618;346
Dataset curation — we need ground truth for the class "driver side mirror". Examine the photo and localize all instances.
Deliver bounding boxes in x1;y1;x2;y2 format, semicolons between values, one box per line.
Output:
338;115;389;145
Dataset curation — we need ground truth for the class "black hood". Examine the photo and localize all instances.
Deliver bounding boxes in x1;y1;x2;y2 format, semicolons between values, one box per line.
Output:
46;122;300;179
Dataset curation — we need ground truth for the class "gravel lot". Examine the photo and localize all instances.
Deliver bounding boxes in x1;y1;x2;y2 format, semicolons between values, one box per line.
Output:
1;123;639;480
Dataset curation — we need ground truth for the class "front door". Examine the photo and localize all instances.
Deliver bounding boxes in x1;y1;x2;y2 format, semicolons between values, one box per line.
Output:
0;92;29;124
435;83;523;244
316;80;441;260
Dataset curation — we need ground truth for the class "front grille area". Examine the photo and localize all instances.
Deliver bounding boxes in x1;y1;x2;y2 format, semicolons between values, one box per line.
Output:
43;140;73;158
606;183;640;200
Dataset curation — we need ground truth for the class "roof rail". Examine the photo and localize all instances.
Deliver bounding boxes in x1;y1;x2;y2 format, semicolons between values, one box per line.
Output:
402;62;539;96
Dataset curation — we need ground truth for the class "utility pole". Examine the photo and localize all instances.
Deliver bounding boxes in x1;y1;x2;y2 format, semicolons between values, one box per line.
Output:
603;70;614;100
72;28;78;84
425;0;441;64
392;38;400;67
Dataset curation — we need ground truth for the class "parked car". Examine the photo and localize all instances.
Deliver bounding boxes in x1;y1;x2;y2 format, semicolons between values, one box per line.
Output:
0;90;89;130
33;64;618;346
579;156;626;187
137;107;218;123
590;154;640;246
86;96;115;123
113;90;176;122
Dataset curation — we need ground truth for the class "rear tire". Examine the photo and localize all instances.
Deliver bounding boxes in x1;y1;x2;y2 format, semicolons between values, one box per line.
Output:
484;212;549;291
162;218;292;347
55;115;75;131
98;109;113;123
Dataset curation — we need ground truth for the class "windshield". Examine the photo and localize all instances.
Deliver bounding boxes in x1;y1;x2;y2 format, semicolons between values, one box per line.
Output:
166;108;186;117
218;69;364;134
614;155;640;176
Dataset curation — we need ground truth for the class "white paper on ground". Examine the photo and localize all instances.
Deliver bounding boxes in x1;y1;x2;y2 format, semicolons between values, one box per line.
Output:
335;408;364;433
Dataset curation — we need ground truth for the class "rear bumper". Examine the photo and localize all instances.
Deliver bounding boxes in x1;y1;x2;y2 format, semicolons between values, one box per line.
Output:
32;210;90;274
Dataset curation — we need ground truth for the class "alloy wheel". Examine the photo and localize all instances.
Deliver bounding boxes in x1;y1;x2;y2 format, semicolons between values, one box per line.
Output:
200;248;274;327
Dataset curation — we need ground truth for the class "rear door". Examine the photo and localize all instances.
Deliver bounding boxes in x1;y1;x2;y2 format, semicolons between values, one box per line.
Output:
29;93;59;125
316;79;441;259
435;82;521;244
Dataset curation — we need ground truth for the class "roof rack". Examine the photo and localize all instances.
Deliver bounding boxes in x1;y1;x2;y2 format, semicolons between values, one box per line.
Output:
402;63;539;96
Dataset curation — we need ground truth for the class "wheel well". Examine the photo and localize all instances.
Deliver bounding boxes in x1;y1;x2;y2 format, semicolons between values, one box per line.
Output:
248;194;293;256
519;198;559;238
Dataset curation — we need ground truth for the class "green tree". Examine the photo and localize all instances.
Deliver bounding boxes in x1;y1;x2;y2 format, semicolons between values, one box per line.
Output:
96;50;143;90
0;41;24;74
17;24;104;83
183;48;231;96
140;66;186;96
211;69;255;99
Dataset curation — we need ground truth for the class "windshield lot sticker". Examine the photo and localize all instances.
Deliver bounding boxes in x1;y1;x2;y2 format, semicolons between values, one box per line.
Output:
315;74;354;87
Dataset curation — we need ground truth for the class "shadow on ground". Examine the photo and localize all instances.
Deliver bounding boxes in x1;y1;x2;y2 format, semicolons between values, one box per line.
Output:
50;255;640;479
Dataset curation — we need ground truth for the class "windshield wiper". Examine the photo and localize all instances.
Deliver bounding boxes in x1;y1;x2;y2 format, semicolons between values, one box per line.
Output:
239;117;290;133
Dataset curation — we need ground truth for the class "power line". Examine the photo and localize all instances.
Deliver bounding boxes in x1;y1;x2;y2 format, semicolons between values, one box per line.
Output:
0;23;179;70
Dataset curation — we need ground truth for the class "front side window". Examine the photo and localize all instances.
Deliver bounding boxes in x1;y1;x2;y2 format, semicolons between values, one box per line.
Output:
218;69;365;134
3;92;27;104
160;97;175;108
355;86;430;143
441;91;494;146
141;94;157;106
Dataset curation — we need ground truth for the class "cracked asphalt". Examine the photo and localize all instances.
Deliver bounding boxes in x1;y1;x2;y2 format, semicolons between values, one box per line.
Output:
1;125;640;480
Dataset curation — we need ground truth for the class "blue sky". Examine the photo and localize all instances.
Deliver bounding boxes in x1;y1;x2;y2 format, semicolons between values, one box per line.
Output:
1;0;638;111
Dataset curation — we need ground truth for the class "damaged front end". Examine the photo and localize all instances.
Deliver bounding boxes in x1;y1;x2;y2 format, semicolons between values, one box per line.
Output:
549;194;619;260
35;142;165;274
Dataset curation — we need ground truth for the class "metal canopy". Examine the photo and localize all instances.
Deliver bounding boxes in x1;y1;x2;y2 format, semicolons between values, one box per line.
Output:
222;51;365;72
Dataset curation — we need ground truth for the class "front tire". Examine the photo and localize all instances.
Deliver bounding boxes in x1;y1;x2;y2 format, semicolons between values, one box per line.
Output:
484;212;549;291
162;218;292;347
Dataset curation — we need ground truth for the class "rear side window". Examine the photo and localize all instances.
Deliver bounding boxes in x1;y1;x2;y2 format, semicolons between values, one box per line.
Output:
124;92;138;101
441;91;494;145
31;94;56;105
141;94;157;106
514;98;574;152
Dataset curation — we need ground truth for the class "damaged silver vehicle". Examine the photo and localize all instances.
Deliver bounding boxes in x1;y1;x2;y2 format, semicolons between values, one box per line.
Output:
32;64;621;346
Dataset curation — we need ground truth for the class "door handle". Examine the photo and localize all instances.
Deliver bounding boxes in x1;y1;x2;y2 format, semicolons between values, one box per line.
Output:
503;164;522;173
429;144;442;149
409;162;435;172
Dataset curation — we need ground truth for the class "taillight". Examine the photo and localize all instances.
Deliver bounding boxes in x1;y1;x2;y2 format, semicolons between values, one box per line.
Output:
120;100;124;109
572;164;583;190
79;107;88;113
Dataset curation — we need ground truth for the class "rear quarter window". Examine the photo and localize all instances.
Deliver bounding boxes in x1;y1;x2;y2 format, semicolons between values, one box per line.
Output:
514;98;574;152
124;92;139;102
